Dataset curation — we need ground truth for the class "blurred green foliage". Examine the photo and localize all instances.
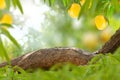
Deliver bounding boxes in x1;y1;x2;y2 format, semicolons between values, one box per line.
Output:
0;0;119;60
0;0;22;61
0;0;120;80
0;48;120;80
45;0;120;18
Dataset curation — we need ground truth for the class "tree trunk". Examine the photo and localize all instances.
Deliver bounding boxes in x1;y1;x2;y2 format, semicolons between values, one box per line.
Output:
0;28;120;70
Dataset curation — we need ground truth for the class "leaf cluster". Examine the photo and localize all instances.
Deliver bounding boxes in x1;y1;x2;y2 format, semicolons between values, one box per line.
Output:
0;0;22;61
44;0;120;19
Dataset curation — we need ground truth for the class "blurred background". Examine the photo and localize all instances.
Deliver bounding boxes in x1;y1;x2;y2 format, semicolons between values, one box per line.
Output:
0;0;119;61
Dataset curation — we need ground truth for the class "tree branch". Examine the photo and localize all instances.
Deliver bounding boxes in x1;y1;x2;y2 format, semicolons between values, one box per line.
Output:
0;48;93;70
95;28;120;54
0;28;120;70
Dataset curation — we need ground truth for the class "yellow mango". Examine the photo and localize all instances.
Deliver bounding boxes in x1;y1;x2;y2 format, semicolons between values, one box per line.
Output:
0;0;6;10
68;3;81;18
0;14;13;24
95;15;107;30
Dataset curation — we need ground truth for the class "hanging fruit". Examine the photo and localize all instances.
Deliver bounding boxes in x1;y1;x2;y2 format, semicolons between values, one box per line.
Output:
95;15;108;30
0;0;6;10
0;14;13;29
68;3;81;18
0;14;13;24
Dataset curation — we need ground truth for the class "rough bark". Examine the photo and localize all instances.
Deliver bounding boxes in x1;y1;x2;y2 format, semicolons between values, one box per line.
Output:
0;28;120;70
96;28;120;54
0;48;94;70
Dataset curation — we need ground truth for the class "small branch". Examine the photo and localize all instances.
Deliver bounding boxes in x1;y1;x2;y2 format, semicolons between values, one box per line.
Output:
96;28;120;54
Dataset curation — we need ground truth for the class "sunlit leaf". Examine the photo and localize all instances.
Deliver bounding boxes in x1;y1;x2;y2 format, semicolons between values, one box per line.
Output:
89;0;99;16
106;4;114;18
44;0;46;3
15;0;23;14
0;23;12;28
48;0;51;6
77;0;91;19
62;0;67;7
1;28;21;49
0;36;10;62
51;0;55;6
109;18;120;31
48;0;55;6
80;0;86;6
12;0;17;8
111;0;119;12
82;0;91;13
6;0;23;13
5;0;10;10
63;0;71;8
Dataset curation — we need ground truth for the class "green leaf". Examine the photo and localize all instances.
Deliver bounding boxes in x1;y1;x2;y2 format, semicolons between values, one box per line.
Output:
48;0;51;6
48;0;55;6
0;12;3;18
5;0;11;10
82;0;91;12
15;0;24;14
0;23;13;28
51;0;55;5
62;0;70;7
12;0;17;8
11;0;23;13
44;0;46;3
0;36;10;62
66;0;71;7
62;0;67;7
111;0;119;12
89;0;99;16
74;0;79;3
1;28;21;49
78;0;91;19
106;4;114;18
